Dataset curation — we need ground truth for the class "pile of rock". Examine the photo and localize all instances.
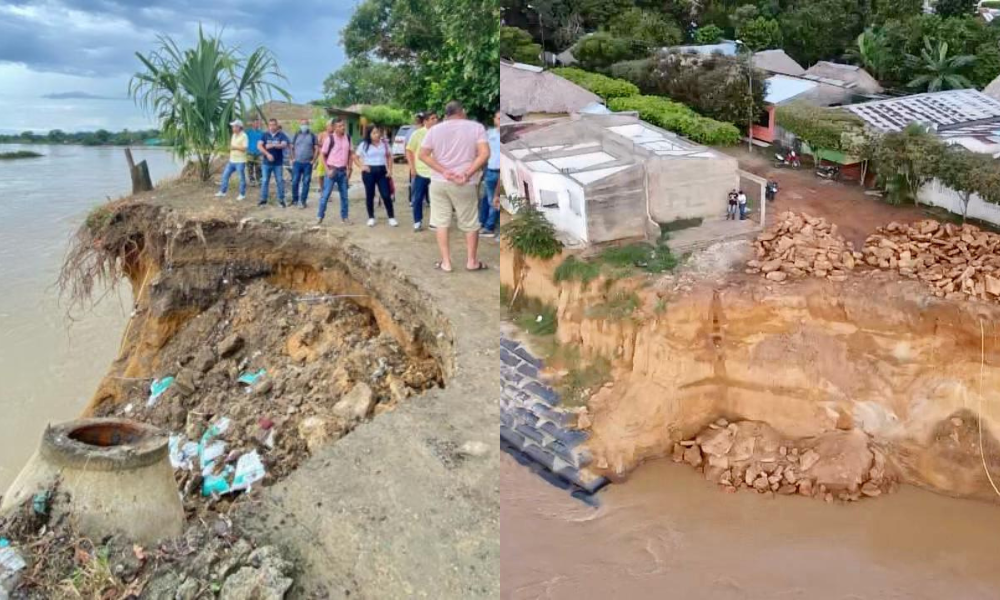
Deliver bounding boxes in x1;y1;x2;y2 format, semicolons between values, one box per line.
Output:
746;212;862;283
863;220;1000;301
672;419;894;503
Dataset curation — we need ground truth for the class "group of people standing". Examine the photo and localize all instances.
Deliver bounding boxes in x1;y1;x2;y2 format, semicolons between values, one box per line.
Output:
216;100;500;272
727;189;748;221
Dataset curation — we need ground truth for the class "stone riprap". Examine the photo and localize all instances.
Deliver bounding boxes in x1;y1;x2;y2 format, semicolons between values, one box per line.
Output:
500;337;608;495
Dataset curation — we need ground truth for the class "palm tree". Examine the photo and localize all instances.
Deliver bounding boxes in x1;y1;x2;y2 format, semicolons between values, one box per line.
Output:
905;37;976;92
129;27;289;181
847;28;889;83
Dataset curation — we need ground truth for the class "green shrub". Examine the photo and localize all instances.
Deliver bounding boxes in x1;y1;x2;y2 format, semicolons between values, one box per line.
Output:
610;59;654;90
554;255;602;284
500;26;542;65
360;105;409;127
586;290;641;321
498;204;563;260
572;32;641;73
694;24;724;44
551;67;639;100
515;305;558;336
608;95;741;146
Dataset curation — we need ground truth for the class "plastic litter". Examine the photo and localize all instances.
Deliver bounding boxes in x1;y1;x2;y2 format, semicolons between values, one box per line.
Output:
202;466;235;496
0;544;26;586
237;369;266;385
32;491;50;516
168;435;199;470
231;451;265;491
148;376;175;407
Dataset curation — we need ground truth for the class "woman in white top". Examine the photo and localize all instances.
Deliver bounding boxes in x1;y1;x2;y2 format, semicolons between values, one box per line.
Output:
354;125;397;227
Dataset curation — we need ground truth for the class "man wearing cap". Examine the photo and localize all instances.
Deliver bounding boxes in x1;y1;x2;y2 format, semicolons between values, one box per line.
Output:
215;119;248;200
257;118;290;207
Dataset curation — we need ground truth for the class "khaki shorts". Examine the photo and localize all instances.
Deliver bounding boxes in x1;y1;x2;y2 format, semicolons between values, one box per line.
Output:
429;181;479;232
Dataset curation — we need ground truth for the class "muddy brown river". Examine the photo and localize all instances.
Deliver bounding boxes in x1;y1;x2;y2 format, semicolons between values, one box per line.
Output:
0;144;179;490
502;455;1000;599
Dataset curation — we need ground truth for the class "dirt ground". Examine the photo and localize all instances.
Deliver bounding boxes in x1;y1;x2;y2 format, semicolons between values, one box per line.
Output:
725;146;927;248
58;166;501;599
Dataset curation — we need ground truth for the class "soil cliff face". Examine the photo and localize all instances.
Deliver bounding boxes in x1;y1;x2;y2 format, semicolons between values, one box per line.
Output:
503;253;1000;502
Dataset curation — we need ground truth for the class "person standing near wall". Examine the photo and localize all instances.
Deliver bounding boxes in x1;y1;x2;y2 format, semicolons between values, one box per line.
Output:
317;119;355;225
738;189;748;220
290;119;319;208
355;125;397;227
245;118;263;185
257;118;290;207
215;119;248;200
419;100;490;272
406;111;439;232
478;110;503;237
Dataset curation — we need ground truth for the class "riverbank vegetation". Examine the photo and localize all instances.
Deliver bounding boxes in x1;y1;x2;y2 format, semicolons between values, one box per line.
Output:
0;129;161;146
0;150;43;159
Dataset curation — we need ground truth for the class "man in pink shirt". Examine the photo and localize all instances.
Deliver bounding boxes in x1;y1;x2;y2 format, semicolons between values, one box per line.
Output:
316;119;354;225
419;100;490;272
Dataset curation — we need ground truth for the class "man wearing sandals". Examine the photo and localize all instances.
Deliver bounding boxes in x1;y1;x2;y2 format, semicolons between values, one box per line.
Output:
418;100;490;272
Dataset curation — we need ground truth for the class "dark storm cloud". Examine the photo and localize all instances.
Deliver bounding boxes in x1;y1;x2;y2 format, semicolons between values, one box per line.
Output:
0;0;356;100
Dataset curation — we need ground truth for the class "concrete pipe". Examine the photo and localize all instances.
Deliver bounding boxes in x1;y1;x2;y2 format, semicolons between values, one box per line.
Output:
1;418;184;545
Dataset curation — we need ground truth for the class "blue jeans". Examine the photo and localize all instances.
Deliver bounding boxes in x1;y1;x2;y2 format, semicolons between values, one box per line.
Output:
291;162;313;205
260;162;285;204
411;175;431;225
479;169;500;231
219;162;246;196
318;168;350;220
739;203;747;220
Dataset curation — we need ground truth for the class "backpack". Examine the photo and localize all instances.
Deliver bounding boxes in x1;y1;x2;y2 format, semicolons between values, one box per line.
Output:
323;133;351;161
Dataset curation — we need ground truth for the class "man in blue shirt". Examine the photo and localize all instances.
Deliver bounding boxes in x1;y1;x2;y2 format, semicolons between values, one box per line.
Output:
245;119;263;185
257;118;290;207
479;110;503;236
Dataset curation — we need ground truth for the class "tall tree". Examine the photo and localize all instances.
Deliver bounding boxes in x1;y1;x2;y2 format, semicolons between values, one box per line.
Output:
322;58;403;107
934;0;977;18
737;16;782;51
779;0;865;67
341;0;499;120
846;28;891;82
129;27;289;181
938;148;1000;223
906;37;976;91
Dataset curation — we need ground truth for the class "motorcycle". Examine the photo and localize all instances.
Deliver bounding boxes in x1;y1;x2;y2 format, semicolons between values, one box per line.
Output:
816;163;841;181
773;149;801;168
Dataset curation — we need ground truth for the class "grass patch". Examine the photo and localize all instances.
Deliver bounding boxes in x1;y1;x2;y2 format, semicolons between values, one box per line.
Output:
85;204;116;235
553;255;601;284
557;355;612;407
0;150;43;159
586;290;641;321
515;304;557;336
553;241;679;284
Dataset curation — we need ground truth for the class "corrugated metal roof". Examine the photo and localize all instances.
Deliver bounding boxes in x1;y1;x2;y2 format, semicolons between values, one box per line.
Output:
845;89;1000;132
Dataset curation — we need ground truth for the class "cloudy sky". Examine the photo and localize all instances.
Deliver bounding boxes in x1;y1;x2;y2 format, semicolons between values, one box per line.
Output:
0;0;357;133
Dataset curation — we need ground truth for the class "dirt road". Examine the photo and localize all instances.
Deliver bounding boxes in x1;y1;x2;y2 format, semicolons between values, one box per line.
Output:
726;147;927;248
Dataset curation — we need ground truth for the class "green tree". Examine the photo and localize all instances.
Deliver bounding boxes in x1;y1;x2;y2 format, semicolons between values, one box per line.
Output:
129;27;289;181
500;26;542;64
871;0;923;24
694;24;725;45
361;105;410;127
934;0;977;18
340;0;499;120
972;42;1000;89
607;7;683;47
730;4;760;30
846;28;891;82
906;37;976;91
871;124;944;205
650;51;767;128
322;58;403;107
572;32;640;73
737;16;782;51
938;147;1000;223
780;0;865;67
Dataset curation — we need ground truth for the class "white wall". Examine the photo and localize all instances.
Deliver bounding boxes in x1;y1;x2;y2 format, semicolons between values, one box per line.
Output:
919;179;1000;226
499;151;589;243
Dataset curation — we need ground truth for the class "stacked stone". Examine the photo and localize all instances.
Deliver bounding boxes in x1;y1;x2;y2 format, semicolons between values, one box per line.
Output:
746;211;861;283
500;337;608;494
863;220;1000;301
673;420;894;503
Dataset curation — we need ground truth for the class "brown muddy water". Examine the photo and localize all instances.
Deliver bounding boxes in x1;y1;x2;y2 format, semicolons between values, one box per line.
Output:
501;455;1000;599
0;144;179;490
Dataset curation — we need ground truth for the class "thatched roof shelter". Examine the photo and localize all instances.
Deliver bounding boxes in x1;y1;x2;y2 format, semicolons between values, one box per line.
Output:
499;61;601;119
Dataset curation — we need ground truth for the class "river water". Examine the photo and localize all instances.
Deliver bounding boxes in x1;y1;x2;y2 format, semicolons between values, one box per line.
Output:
0;144;180;490
502;456;1000;599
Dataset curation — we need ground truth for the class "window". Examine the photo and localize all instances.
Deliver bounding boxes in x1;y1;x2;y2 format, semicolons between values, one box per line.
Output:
539;189;560;208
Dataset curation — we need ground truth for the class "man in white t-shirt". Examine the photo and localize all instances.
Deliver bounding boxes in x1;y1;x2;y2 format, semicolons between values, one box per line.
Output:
418;100;490;273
